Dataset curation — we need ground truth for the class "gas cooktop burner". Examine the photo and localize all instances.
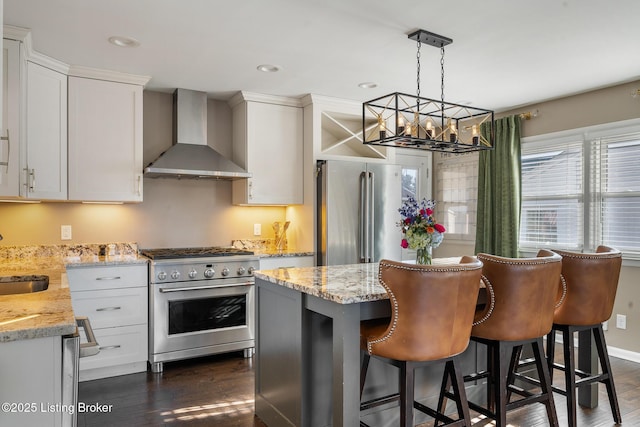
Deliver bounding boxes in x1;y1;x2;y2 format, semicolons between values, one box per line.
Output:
140;246;254;260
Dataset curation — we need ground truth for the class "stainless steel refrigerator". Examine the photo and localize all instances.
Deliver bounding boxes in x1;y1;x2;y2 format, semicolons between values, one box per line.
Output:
316;159;403;265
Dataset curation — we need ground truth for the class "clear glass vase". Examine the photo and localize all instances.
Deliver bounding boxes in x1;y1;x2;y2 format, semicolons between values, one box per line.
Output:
416;246;432;265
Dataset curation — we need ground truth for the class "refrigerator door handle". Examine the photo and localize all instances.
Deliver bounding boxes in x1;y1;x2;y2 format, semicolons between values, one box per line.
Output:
368;171;375;263
359;171;368;262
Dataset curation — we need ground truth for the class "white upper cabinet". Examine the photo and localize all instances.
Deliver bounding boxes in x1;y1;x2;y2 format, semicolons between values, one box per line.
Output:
230;92;303;205
68;76;143;202
23;60;68;200
0;38;20;197
2;29;69;201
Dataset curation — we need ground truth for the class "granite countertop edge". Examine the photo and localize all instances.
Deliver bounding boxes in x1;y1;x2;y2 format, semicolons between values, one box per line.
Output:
254;263;389;305
255;250;315;258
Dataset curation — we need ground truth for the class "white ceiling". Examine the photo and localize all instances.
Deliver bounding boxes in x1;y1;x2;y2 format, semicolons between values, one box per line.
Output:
4;0;640;111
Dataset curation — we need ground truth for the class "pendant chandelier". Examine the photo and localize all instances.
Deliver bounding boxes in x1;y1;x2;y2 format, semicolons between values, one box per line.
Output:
363;29;494;153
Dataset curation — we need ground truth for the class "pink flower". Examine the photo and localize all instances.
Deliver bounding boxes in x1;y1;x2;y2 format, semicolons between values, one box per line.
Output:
419;209;426;216
404;218;411;225
435;223;446;233
400;239;409;249
426;208;433;216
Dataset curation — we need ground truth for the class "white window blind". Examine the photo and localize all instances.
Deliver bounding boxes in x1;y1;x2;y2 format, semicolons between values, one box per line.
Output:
435;152;478;242
520;139;584;251
520;121;640;257
592;134;640;254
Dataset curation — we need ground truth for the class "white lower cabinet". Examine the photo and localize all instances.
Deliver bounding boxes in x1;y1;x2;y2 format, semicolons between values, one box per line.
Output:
0;336;63;427
67;263;148;381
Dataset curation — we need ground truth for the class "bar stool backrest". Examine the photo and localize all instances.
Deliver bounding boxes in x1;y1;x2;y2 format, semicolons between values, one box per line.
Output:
473;250;562;341
552;245;622;326
368;257;483;362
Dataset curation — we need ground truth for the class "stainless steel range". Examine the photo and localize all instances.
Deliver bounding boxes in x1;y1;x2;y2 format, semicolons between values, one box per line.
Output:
141;247;259;373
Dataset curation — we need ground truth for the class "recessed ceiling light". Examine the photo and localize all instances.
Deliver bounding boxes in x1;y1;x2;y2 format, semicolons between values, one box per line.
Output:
108;36;140;48
358;82;378;89
257;64;281;73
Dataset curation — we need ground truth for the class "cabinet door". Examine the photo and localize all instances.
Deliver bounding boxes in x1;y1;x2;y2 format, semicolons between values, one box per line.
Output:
233;101;303;205
0;39;20;197
23;61;68;200
68;77;143;202
0;336;62;427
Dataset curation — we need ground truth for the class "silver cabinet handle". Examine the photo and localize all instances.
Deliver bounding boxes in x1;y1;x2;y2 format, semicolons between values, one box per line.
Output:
24;168;35;191
96;306;121;312
0;130;9;168
136;174;142;196
95;276;121;281
99;345;121;351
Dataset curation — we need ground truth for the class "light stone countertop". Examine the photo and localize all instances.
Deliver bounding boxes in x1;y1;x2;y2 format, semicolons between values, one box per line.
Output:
255;263;387;304
254;257;466;305
231;238;314;258
0;244;148;343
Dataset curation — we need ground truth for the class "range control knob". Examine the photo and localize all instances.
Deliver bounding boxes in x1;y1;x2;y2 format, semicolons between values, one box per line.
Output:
157;271;167;281
221;267;230;277
171;271;180;280
188;269;198;279
237;266;246;275
248;266;255;275
204;268;215;278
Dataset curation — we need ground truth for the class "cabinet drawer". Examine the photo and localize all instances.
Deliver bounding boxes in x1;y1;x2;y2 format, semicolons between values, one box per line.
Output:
67;264;147;291
79;324;147;372
71;286;147;329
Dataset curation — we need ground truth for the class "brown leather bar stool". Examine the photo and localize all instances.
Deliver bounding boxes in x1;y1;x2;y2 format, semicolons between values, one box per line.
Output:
360;257;483;427
462;250;562;427
546;246;622;427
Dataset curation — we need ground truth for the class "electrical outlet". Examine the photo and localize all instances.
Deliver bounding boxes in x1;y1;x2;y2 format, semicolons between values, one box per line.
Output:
61;225;72;240
602;321;608;331
616;314;627;330
253;223;261;236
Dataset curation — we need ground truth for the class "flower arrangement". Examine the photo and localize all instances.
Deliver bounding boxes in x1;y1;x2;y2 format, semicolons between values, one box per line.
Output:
398;197;446;264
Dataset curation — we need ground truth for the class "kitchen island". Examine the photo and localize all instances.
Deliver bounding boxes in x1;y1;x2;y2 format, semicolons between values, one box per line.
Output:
254;262;385;427
254;261;600;427
254;260;488;427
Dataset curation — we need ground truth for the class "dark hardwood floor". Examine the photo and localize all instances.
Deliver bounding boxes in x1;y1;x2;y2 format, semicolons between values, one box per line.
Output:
78;351;638;426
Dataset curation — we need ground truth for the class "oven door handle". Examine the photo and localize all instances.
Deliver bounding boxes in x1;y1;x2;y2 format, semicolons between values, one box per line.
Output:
158;282;254;293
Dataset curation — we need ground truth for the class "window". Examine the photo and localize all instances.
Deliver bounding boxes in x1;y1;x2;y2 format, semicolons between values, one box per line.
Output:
520;120;640;257
435;152;478;242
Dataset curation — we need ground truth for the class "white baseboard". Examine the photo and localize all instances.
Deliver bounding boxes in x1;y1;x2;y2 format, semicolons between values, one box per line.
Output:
607;346;640;364
551;334;640;365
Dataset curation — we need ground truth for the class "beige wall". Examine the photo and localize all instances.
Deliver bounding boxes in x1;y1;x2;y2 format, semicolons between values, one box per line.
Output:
437;79;640;356
0;91;289;249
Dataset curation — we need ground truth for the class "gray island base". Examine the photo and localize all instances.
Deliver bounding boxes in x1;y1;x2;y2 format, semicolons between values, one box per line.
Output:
253;262;599;426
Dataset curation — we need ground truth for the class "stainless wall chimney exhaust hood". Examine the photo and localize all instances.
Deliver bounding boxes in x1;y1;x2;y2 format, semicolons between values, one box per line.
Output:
144;89;251;179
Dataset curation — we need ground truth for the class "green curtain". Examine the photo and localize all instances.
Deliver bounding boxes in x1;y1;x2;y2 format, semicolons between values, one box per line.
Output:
474;115;522;257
